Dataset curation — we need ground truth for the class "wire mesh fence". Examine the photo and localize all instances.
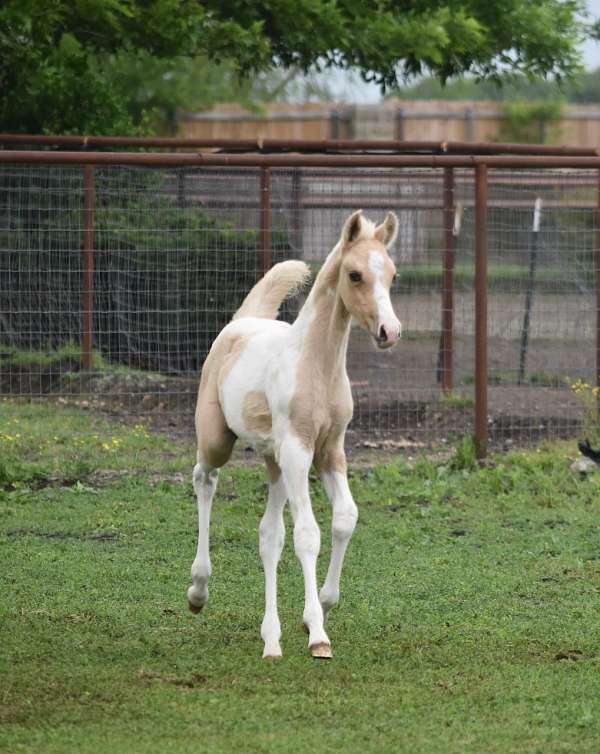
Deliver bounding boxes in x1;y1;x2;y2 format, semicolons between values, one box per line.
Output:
0;155;597;454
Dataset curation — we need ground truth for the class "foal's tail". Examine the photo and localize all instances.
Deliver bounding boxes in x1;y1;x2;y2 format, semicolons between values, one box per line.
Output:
233;260;311;321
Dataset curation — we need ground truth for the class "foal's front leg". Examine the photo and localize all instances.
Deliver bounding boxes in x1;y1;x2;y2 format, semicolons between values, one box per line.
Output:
279;436;331;659
319;451;358;622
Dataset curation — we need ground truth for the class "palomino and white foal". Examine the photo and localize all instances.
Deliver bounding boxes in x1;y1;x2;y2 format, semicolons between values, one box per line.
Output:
187;210;401;659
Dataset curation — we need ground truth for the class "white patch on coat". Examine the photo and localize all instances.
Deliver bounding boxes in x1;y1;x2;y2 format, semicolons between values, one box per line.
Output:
219;317;304;454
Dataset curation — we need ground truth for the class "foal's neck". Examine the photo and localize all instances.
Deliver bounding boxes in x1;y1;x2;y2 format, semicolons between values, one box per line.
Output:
292;248;350;377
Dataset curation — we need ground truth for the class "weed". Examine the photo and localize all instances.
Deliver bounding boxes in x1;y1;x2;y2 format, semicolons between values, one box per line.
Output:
447;434;477;471
462;370;568;387
0;341;107;369
438;392;475;410
570;378;600;444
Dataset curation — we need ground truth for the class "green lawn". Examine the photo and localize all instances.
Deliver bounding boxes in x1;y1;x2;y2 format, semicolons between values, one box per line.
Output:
1;400;600;753
397;262;589;294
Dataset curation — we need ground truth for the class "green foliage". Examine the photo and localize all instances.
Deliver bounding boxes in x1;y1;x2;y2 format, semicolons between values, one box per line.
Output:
392;74;554;101
391;64;600;109
567;67;600;102
461;370;569;388
0;342;106;369
496;99;564;144
0;167;292;372
570;379;600;445
0;0;202;135
392;68;600;103
2;401;600;752
447;434;477;471
0;0;590;135
103;53;334;134
398;261;581;294
438;392;475;410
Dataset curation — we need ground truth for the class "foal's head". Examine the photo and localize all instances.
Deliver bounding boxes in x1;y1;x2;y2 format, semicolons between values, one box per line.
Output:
336;210;401;350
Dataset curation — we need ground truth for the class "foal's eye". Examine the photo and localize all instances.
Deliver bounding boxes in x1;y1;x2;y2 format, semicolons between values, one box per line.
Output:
349;271;362;283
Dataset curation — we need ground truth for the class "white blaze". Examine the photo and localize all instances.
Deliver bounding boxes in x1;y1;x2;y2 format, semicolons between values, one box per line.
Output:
368;251;401;343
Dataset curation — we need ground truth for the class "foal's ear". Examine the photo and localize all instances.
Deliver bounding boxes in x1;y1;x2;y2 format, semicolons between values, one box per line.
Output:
375;212;399;248
340;209;363;248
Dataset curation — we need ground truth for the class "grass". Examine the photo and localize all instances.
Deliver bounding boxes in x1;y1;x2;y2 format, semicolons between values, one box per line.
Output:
462;369;569;388
0;342;107;369
306;260;579;294
396;262;586;293
438;391;475;410
2;399;600;753
0;343;166;383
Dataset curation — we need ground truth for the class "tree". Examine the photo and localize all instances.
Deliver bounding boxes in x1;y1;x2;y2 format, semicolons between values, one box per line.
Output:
390;76;560;102
0;0;591;135
390;68;600;104
104;53;334;134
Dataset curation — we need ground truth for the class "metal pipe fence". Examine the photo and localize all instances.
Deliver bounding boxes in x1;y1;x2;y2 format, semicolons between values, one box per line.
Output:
2;145;600;458
1;134;598;156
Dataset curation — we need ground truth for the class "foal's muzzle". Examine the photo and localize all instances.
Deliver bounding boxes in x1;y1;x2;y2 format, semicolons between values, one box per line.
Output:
373;321;401;349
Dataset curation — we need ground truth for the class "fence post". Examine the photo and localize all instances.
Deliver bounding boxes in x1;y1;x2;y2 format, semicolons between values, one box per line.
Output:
440;167;455;392
330;110;341;139
82;165;96;370
518;197;542;384
344;107;356;139
260;167;272;275
394;108;405;141
177;169;186;207
465;107;475;142
290;168;303;257
474;164;488;459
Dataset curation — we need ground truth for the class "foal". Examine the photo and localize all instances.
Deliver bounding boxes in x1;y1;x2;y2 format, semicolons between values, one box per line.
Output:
187;210;401;659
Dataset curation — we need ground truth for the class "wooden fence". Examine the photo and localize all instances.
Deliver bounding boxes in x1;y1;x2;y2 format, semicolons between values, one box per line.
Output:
178;100;600;147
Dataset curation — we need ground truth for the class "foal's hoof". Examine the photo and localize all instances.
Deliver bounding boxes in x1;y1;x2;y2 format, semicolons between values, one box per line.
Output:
310;642;332;660
187;585;207;614
262;640;283;659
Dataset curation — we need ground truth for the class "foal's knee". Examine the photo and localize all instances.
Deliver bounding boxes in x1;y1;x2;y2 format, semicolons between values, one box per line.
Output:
259;515;285;558
293;517;321;557
332;504;358;541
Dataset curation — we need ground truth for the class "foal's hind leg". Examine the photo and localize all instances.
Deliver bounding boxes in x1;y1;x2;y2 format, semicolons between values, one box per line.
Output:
259;456;287;658
187;387;235;613
187;459;219;612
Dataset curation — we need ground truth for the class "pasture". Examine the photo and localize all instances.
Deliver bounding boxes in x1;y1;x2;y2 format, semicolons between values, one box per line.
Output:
2;399;600;753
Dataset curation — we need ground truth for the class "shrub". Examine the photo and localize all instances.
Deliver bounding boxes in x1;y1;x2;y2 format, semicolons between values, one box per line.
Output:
0;167;292;374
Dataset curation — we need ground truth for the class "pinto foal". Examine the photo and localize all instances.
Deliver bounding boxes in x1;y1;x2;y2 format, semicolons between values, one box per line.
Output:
187;210;401;659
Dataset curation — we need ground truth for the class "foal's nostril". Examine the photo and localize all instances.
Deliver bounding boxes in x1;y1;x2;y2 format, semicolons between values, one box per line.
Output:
379;325;388;342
